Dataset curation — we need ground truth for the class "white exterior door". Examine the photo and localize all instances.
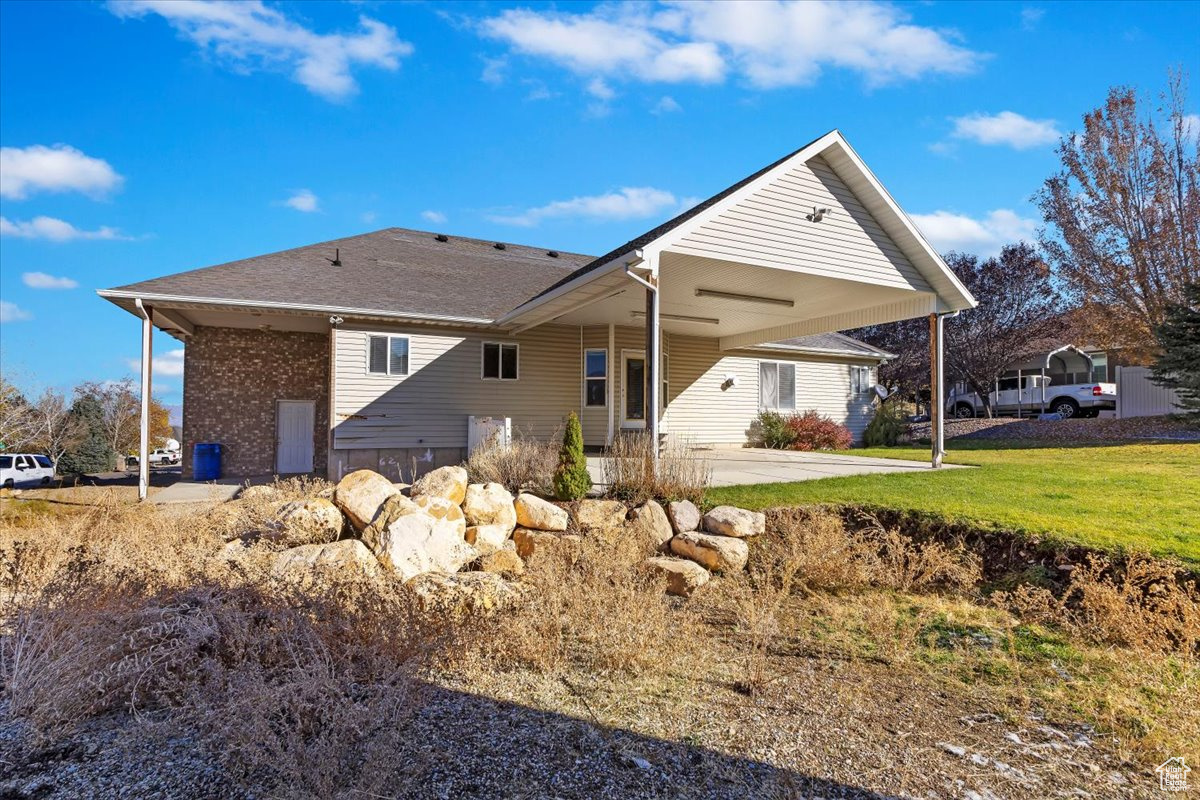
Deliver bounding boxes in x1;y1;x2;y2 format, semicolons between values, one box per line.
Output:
276;400;315;474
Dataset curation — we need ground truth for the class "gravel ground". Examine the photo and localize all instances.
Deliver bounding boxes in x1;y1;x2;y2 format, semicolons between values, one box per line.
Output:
908;414;1200;444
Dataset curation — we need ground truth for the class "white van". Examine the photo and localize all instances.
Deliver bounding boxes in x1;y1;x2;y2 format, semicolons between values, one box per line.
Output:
0;453;56;488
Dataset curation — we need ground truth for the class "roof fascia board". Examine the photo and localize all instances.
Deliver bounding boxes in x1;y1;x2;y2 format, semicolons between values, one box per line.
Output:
494;251;639;327
96;289;495;326
746;343;893;360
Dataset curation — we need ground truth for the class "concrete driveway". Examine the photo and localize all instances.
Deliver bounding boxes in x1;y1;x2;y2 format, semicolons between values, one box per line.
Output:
587;447;963;488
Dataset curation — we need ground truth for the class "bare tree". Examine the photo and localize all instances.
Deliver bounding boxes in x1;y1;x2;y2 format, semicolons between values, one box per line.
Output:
1037;71;1200;360
944;244;1064;417
846;316;930;405
76;380;141;455
29;388;85;465
0;377;38;452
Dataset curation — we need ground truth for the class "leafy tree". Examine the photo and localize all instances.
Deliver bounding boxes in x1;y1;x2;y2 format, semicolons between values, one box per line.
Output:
944;244;1063;417
76;379;172;455
1037;71;1199;360
58;394;116;475
1151;282;1200;413
552;411;591;500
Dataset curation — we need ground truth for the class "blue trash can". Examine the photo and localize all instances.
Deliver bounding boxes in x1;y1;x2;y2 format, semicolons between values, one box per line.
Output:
193;442;222;481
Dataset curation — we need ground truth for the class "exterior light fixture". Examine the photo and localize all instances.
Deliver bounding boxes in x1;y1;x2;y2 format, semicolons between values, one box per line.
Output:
631;310;719;325
806;207;832;222
694;288;794;307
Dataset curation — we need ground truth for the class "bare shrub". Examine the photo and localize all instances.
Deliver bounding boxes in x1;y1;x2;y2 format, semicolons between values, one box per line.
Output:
602;433;710;506
464;533;698;677
994;554;1200;654
760;508;981;595
465;431;558;496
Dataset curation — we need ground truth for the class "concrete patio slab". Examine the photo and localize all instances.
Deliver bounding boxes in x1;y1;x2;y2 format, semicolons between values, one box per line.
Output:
587;447;964;488
150;476;274;504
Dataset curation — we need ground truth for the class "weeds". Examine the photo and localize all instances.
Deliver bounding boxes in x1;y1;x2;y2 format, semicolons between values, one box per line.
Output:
602;433;710;506
465;430;558;496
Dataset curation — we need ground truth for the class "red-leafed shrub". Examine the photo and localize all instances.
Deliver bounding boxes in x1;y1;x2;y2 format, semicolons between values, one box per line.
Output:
782;411;853;451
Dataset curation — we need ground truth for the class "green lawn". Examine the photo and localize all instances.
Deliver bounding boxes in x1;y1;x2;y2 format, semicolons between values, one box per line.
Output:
707;442;1200;564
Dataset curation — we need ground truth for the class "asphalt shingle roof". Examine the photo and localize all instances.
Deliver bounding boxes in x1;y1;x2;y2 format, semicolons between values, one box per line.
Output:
109;227;593;321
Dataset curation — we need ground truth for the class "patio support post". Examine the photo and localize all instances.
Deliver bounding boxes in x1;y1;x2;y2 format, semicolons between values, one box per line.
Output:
930;312;945;469
645;273;660;462
135;299;153;500
606;323;615;446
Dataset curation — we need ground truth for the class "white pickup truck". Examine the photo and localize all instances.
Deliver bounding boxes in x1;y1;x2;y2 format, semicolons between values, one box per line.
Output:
947;375;1117;419
147;448;181;465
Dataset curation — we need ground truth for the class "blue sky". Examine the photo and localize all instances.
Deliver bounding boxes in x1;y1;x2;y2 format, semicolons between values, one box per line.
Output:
1;0;1197;411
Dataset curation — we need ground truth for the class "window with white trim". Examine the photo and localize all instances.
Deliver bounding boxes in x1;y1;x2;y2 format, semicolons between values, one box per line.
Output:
850;365;871;396
482;342;518;380
367;334;409;376
759;361;796;410
584;349;607;407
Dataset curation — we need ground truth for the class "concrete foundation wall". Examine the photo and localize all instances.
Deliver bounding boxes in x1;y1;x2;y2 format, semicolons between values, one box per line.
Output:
182;326;330;479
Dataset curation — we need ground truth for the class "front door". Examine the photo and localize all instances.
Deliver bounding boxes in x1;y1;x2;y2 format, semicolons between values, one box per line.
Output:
276;400;315;473
622;350;646;428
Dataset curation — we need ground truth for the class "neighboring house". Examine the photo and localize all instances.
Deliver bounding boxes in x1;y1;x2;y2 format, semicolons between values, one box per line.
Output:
100;130;976;481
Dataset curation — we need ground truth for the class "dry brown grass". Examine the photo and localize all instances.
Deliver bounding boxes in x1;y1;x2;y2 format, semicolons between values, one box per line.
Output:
0;490;435;799
459;531;702;678
465;431;558;496
994;553;1200;655
602;433;710;506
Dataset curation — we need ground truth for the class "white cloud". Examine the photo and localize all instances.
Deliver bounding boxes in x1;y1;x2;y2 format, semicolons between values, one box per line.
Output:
0;144;123;200
586;77;616;101
0;215;131;241
125;348;186;378
652;95;682;114
1183;114;1200;136
489;186;679;227
0;301;33;323
1020;7;1045;30
481;55;507;85
480;1;979;90
22;271;79;290
950;111;1060;149
420;210;447;224
283;188;319;212
361;210;377;223
108;0;413;101
910;209;1038;256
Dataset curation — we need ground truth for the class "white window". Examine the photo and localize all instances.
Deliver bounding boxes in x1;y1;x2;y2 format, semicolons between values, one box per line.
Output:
482;342;519;380
850;365;871;395
584;349;607;407
367;334;410;376
759;361;796;410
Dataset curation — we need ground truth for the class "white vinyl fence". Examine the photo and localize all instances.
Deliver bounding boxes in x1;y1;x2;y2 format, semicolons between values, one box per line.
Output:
1116;366;1180;418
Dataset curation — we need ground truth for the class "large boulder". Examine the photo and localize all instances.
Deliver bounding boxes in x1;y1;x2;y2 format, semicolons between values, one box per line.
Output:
667;500;702;533
407;571;526;615
643;556;711;598
625;500;673;553
411;465;468;505
514;493;568;531
513;527;583;565
272;540;381;585
702;506;765;538
269;498;345;546
413;495;468;539
573;499;628;542
364;503;476;580
334;470;400;532
463;483;518;530
473;540;525;577
465;523;512;554
670;531;749;573
239;484;280;502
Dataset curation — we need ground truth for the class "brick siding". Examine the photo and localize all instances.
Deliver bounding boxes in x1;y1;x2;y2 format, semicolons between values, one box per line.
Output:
182;326;329;479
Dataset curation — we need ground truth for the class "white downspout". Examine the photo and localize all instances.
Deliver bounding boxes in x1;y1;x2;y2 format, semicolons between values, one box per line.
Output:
623;253;659;472
134;299;152;500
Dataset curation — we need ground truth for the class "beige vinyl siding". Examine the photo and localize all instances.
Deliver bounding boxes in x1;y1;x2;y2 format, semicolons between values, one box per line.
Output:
668;156;931;293
663;334;877;444
333;323;582;449
579;326;609;447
